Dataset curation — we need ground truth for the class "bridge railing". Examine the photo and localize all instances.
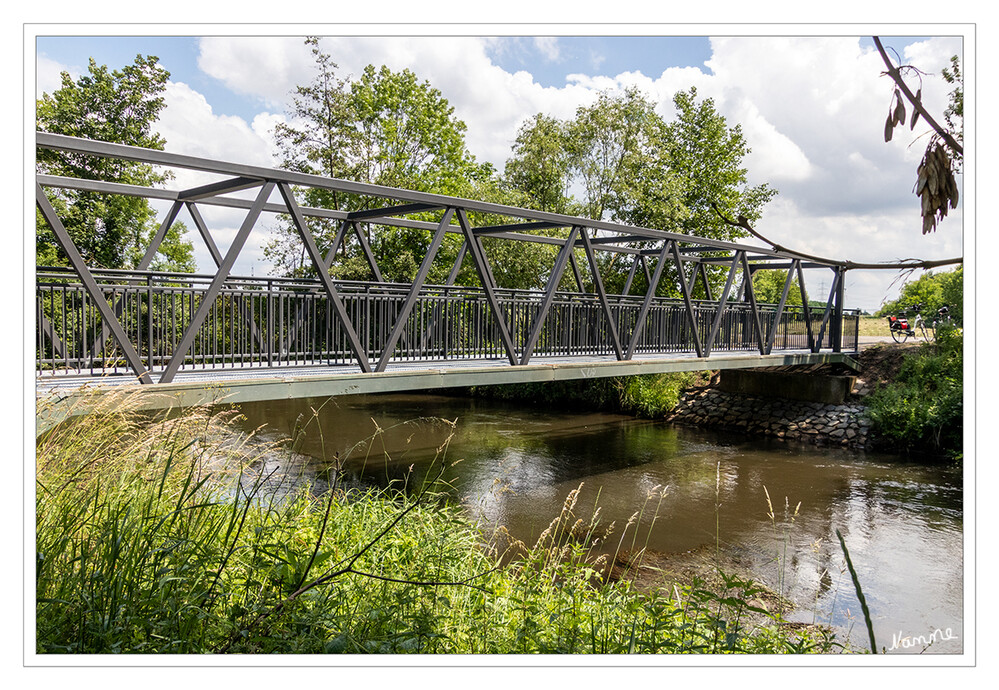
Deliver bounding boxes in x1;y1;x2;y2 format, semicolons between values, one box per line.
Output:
36;267;859;378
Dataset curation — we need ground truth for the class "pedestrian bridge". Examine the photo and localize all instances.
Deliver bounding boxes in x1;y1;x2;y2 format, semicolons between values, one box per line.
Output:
35;132;859;424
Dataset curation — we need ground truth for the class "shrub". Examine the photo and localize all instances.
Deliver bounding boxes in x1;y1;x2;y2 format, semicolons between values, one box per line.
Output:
865;328;963;459
464;371;706;418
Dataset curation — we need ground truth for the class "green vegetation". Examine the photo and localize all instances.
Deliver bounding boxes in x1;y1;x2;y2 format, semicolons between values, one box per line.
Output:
264;38;496;284
857;315;889;337
751;269;804;307
461;371;709;419
505;86;776;298
874;267;963;323
36;55;195;272
35;392;834;654
865;328;963;460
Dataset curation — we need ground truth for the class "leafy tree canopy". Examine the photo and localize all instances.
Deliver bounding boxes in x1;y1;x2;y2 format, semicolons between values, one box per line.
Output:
505;87;777;297
36;55;195;272
750;269;803;307
265;39;495;284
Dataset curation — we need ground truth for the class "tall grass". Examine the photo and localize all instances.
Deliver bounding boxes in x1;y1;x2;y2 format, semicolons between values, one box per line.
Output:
35;391;838;654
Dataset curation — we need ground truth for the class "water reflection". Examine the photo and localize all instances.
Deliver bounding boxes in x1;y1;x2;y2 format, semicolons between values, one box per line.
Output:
229;393;964;655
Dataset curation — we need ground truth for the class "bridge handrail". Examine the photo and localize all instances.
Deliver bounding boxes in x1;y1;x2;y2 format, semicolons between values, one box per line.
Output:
36;267;858;318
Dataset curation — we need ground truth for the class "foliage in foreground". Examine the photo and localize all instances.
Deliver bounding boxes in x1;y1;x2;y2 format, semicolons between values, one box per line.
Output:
865;327;963;460
35;393;835;655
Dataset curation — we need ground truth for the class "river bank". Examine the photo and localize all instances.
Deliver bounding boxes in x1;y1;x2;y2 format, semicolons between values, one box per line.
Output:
665;386;871;449
458;338;961;461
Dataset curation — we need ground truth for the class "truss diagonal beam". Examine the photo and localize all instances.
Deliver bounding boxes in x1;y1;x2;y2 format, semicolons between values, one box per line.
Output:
622;254;640;296
626;241;671;360
352;222;385;283
671;241;705;358
763;260;799;354
580;229;623;360
740;251;767;354
82;200;185;362
277;183;373;373
815;269;841;351
796;261;816;352
705;252;743;357
457;209;518;366
640;255;652;285
569;251;584;292
521;226;581;366
185;201;266;352
446;241;468;285
36;183;152;384
375;208;454;372
159;183;275;383
698;263;714;301
186;202;224;265
38;313;67;362
418;241;468;353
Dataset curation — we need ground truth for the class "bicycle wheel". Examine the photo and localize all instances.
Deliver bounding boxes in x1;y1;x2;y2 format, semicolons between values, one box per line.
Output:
924;321;936;342
891;327;908;343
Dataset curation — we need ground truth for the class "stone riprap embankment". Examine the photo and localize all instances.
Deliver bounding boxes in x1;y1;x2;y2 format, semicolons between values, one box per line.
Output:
665;387;871;449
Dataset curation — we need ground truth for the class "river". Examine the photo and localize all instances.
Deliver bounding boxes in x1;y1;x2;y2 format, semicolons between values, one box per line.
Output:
230;392;964;655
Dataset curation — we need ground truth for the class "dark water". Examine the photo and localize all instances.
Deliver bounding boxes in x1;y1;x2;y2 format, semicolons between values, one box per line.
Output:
230;393;965;655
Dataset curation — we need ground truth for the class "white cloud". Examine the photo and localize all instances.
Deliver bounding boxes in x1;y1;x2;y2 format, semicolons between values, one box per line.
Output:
156;81;286;274
196;36;314;108
35;54;76;97
533;37;561;61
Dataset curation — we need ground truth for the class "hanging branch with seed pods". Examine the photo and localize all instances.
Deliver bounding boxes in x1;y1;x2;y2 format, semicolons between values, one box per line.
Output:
874;36;962;235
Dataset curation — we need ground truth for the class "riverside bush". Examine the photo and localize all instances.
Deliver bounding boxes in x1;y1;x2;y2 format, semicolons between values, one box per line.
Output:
463;372;704;418
35;392;836;654
865;327;963;460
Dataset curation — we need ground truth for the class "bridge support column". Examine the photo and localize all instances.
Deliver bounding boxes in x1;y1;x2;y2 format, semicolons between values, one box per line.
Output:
832;266;845;353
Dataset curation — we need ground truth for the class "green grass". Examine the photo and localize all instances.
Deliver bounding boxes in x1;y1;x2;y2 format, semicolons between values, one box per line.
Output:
857;315;890;337
35;391;840;655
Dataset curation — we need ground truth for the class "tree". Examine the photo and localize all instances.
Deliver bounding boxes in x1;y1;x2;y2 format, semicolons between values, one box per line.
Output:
503;113;574;215
750;269;803;306
654;88;776;241
565;88;662;223
36;55;195;272
502;88;780;298
941;56;964;168
264;39;492;285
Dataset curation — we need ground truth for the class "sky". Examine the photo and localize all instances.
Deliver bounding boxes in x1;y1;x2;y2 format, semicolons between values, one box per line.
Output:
31;28;970;312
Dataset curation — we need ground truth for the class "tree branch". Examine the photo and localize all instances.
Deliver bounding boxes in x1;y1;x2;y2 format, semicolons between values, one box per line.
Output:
710;203;962;271
873;36;963;156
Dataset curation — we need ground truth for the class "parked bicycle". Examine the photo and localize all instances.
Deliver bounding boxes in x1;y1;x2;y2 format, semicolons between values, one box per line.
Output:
887;303;951;343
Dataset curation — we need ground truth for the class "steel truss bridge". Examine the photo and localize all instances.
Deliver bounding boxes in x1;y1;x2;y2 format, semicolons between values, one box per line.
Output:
35;132;859;416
